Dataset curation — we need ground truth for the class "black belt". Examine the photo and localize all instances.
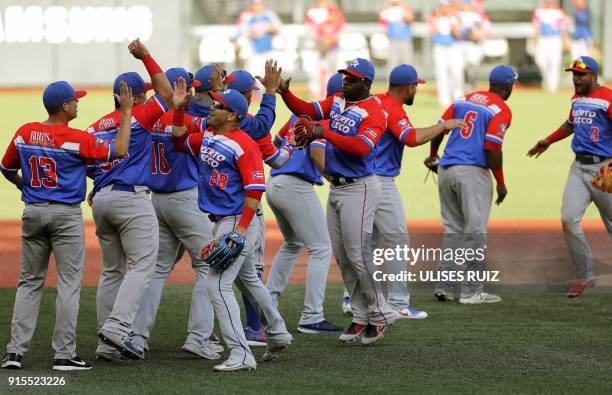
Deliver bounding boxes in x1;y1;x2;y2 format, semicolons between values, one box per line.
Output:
330;176;355;186
575;154;609;165
111;183;150;194
208;208;263;223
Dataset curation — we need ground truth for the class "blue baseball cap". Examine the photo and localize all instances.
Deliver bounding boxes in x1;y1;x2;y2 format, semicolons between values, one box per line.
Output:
208;89;249;120
338;58;375;81
224;70;259;93
326;73;343;97
42;81;87;110
565;56;599;74
488;65;518;85
389;64;426;85
165;67;202;89
113;72;151;95
193;64;227;92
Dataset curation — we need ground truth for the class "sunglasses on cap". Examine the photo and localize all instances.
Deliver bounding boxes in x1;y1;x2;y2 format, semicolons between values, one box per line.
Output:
570;60;588;70
211;101;233;112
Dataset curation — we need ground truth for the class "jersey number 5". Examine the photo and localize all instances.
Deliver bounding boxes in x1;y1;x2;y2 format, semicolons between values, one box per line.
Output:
209;170;228;189
461;111;478;138
151;142;170;174
29;156;57;188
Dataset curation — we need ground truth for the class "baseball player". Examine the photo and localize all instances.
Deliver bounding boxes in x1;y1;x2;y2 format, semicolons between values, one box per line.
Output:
280;58;398;345
456;0;491;90
223;65;294;346
379;0;415;71
172;87;292;371
0;80;134;370
265;73;344;334
372;64;465;317
89;39;173;360
569;0;592;59
129;67;222;360
532;0;567;93
425;65;517;304
527;56;612;298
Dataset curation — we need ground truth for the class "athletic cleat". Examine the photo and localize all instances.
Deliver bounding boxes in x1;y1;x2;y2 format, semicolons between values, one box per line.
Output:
567;278;596;298
297;320;343;334
98;329;144;360
361;324;388;346
435;292;455;302
182;342;221;360
213;360;256;372
459;292;502;304
262;345;288;362
245;326;267;347
339;322;367;343
95;343;121;362
396;306;428;319
2;353;22;369
210;342;224;354
52;355;92;371
341;296;353;316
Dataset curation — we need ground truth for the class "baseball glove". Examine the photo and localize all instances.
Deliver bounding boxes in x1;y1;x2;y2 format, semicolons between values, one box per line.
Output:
592;162;612;193
423;156;440;174
200;232;246;272
293;115;322;149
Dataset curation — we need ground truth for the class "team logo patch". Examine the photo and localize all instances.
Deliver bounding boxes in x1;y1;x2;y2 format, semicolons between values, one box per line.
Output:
95;138;109;147
398;118;409;127
348;59;359;67
497;124;507;136
253;171;264;181
364;128;377;139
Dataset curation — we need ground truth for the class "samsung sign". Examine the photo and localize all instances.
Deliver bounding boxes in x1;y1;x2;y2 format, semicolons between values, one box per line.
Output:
0;6;153;44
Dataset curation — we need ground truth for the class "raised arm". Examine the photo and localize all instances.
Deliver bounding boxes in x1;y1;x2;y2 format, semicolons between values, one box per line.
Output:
112;81;134;157
128;39;173;108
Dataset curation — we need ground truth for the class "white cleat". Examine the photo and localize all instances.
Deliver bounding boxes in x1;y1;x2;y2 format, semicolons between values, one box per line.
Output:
182;342;221;360
213;360;256;372
459;292;502;305
396;306;428;319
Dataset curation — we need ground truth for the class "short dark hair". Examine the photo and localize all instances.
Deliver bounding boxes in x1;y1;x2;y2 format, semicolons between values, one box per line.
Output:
114;96;120;109
46;106;61;115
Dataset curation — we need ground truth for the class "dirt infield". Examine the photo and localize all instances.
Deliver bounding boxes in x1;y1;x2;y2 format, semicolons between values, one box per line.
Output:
0;219;610;288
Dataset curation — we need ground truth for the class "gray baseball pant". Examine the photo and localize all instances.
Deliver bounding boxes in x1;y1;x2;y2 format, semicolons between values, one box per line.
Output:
207;215;291;366
93;185;159;337
561;160;612;279
327;175;397;327
131;187;215;348
5;203;84;359
435;165;492;298
372;175;410;310
266;174;333;325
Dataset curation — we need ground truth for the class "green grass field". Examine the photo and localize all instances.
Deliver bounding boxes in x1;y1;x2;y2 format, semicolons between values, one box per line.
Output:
0;86;605;221
0;284;611;393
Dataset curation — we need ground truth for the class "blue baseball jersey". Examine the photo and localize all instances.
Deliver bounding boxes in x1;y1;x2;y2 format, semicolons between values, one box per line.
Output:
429;14;459;46
1;122;115;204
572;8;591;39
197;93;276;141
567;87;612;158
149;111;205;193
439;91;512;168
88;94;168;192
270;114;325;185
178;129;266;216
533;5;565;37
313;94;386;178
379;5;412;40
241;11;280;53
373;93;416;177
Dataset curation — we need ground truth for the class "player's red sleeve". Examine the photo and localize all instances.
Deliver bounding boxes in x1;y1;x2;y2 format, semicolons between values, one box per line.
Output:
237;143;266;191
175;132;202;155
440;104;455;123
132;93;169;131
281;91;333;120
387;107;416;147
1;132;21;172
322;111;385;156
185;114;206;135
484;110;512;151
256;134;279;162
74;130;115;161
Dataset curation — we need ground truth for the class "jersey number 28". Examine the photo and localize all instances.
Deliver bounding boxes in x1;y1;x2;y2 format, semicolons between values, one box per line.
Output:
460;111;478;138
28;156;57;188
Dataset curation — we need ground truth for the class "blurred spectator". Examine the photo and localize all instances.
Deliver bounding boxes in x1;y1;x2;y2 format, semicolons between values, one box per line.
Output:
455;0;491;90
305;0;345;98
429;1;463;107
569;0;592;59
237;0;281;76
532;0;567;93
379;0;415;71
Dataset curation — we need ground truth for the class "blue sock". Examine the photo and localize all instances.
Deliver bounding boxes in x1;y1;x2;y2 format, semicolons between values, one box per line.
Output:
243;272;263;331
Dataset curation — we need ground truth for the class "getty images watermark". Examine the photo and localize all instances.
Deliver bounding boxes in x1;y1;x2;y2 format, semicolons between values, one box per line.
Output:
371;245;501;283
